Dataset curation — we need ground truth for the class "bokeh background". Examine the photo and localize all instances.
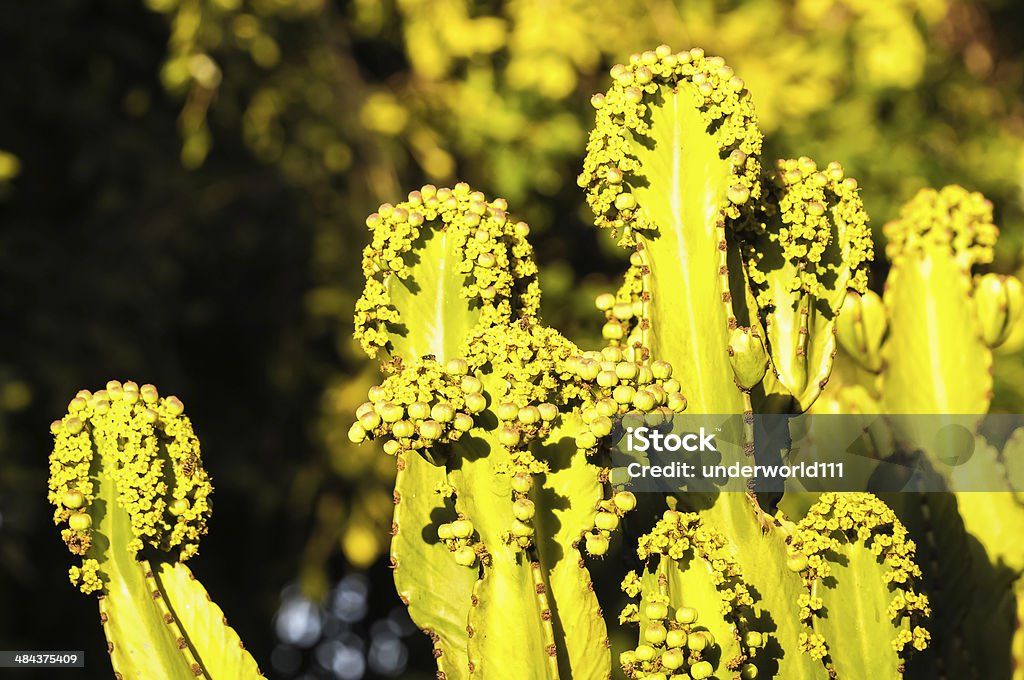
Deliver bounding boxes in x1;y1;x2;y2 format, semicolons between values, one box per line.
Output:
1;0;1022;678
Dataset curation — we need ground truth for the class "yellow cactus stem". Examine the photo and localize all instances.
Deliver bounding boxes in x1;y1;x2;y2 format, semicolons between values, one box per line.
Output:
354;183;541;360
883;184;997;267
792;493;930;659
48;381;213;594
743;157;872;312
580;46;763;246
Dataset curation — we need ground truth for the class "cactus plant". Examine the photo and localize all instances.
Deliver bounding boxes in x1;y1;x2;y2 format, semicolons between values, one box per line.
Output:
49;43;1023;680
48;381;263;679
347;45;938;680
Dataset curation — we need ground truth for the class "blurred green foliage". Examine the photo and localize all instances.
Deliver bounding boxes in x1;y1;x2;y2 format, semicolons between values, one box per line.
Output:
1;0;1022;677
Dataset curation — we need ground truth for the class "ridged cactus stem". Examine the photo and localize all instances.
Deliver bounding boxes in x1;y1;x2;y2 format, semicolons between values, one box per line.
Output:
48;381;262;680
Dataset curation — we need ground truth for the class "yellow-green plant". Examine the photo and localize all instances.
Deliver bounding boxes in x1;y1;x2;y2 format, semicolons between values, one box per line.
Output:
50;41;1023;680
347;46;941;680
48;381;263;679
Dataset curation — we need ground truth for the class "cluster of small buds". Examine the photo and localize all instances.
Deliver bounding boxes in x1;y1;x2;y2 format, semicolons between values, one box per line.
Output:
506;471;536;551
583;490;636;557
49;381;213;593
569;346;686;453
618;507;761;677
436;517;479;568
580;46;763;246
348;357;480;456
354;183;541;359
792;493;930;657
594;254;647;346
742;157;872;310
619;596;763;680
882;185;997;267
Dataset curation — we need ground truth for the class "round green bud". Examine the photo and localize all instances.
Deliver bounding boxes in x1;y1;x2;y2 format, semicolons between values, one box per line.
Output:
786;552;808;572
392;420;416;439
675;606;698;624
451;519;474;538
590;416;613;438
591;93;606;109
438;523;454;540
744;631;763;648
613;491;637;512
666;629;687;649
632;390;657;412
613;302;634;321
461;376;483;394
517;406;541;425
477;253;497;268
382;440;401;455
605;167;624;185
511;472;533;494
690;660;714;679
592;398;615;418
728;184;750;205
595;292;616;310
644;622;667;645
170;498;190;516
419;420;443;441
454;546;477;567
615;361;639;380
496;402;519;421
619;650;637;667
499;426;521;448
348;422;367;443
165;396;184;416
578;360;601;382
623;86;643;103
602;321;625;340
379;402;404;423
356;401;376;419
431;403;455;422
515;536;532;548
597;370;619;388
584;531;609;556
359;411;382;431
513;499;536;522
511;519;534;538
480;286;497;300
65;417;84;435
465;392;487;413
634;644;656;662
140;384;159;403
651;361;673;380
601;346;624;362
667;393;687;412
444;358;468;374
576;431;598;450
661;648;684;671
740;663;758;679
595;511;619;532
367;385;387;403
613;385;636;405
63;490;86;509
537;403;558;422
408;401;431;420
69;512;92;531
614;191;636;210
644;602;669;620
688;632;708;652
453;413;474;432
636;365;654;384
